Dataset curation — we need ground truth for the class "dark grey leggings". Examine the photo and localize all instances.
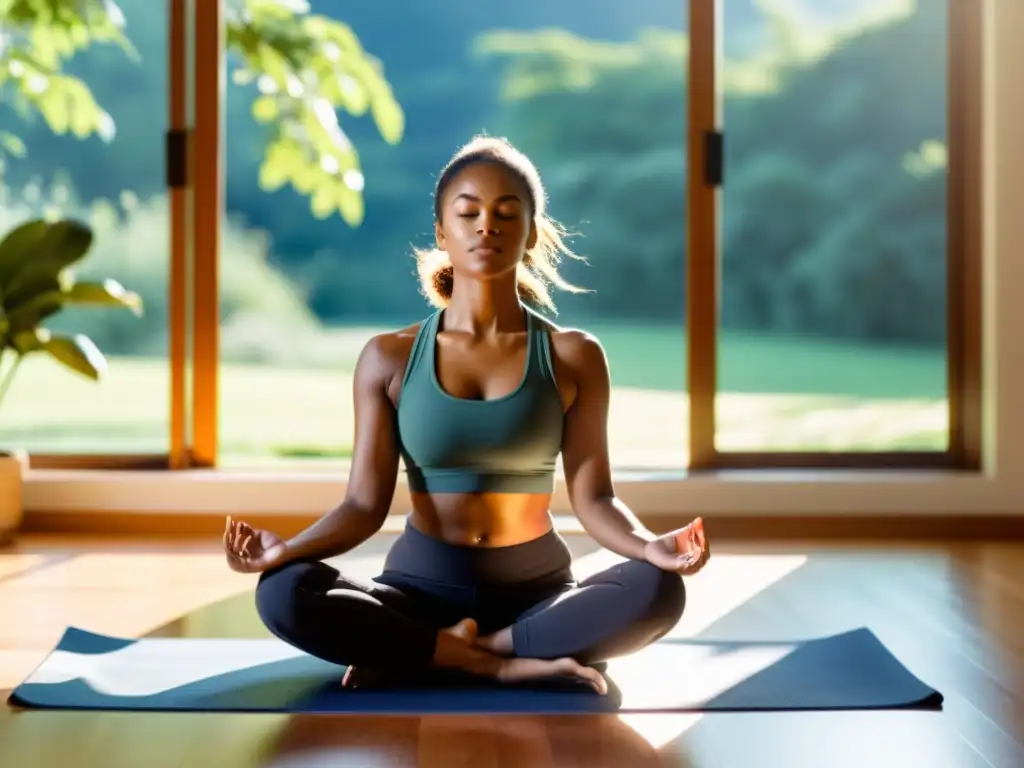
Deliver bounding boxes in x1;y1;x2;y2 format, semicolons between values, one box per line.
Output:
255;521;685;671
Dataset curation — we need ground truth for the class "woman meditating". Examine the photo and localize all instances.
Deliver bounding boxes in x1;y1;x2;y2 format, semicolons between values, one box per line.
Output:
223;135;710;695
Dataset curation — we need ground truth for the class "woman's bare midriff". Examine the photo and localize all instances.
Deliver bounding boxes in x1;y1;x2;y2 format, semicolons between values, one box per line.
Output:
408;491;555;547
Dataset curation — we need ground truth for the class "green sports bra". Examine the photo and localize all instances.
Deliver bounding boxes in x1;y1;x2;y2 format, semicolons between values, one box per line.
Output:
395;306;565;494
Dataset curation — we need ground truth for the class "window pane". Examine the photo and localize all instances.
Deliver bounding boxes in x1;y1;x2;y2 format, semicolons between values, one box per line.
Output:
716;1;949;453
219;1;688;471
0;1;169;455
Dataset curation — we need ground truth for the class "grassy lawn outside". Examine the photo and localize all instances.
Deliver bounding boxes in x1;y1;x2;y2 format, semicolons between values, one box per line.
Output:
0;324;948;468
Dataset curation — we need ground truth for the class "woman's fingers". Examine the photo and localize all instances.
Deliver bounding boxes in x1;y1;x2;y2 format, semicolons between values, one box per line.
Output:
676;541;711;574
691;519;704;549
223;517;253;562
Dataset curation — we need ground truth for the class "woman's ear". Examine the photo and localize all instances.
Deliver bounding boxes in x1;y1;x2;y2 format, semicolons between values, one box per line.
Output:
525;219;539;251
434;219;446;250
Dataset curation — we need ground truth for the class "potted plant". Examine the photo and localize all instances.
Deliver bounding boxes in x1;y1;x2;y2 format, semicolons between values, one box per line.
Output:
0;217;143;543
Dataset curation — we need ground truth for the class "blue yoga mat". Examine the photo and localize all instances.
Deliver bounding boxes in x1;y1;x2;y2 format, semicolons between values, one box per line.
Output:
8;625;942;714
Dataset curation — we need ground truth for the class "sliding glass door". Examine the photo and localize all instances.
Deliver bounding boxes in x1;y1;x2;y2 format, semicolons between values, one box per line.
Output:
0;0;184;469
686;0;981;471
1;0;979;475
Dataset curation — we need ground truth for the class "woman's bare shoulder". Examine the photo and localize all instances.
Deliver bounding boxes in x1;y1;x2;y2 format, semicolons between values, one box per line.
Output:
367;321;422;358
355;321;426;394
533;313;608;376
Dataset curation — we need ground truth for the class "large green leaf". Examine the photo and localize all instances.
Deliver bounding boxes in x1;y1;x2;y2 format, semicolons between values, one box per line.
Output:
0;219;93;301
42;333;107;381
3;274;68;320
0;220;50;287
2;290;64;334
9;327;47;355
3;278;143;336
63;279;144;315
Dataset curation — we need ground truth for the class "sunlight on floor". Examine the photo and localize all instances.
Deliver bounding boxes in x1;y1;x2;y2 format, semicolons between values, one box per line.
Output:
0;553;47;581
560;547;810;750
2;544;812;759
0;551;255;688
25;635;308;695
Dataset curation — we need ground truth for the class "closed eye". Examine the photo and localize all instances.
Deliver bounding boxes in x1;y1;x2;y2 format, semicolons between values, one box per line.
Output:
457;211;520;220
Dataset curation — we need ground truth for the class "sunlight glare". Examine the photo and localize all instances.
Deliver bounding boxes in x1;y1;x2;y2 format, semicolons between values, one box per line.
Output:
0;553;45;580
564;547;808;749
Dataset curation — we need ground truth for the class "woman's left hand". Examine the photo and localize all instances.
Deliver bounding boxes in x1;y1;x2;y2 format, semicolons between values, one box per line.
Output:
644;517;711;575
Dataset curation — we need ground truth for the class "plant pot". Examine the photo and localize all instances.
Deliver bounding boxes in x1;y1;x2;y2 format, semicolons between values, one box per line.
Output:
0;449;28;545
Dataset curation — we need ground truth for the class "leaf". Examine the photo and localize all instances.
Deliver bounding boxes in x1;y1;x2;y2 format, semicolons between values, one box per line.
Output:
3;270;70;318
65;78;105;138
369;89;404;145
251;94;279;122
309;185;335;219
0;132;27;157
3;290;64;333
63;279;143;315
290;163;319;195
4;278;142;336
36;83;71;134
336;181;364;227
10;326;50;355
0;220;51;287
43;333;107;381
0;219;93;302
258;156;291;190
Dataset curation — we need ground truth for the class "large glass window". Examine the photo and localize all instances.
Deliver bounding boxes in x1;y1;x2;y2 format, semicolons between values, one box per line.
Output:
715;1;949;454
217;1;689;471
0;0;974;474
0;1;170;457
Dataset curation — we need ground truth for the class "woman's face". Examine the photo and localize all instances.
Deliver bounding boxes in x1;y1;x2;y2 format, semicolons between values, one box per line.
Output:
435;161;537;281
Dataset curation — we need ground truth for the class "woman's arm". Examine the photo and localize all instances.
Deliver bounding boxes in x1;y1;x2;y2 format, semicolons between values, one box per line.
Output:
275;333;403;564
559;332;708;573
558;332;656;561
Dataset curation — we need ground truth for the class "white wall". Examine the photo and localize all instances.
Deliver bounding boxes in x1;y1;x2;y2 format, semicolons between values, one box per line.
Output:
23;0;1024;518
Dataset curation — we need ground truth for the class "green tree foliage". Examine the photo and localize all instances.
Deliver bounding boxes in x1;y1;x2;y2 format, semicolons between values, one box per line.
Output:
0;1;949;348
478;3;948;345
0;0;405;225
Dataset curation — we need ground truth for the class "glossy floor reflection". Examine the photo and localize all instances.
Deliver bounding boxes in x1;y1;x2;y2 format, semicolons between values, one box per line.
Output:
1;532;1022;767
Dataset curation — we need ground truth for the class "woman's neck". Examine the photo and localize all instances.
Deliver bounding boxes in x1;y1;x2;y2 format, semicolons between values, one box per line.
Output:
444;274;525;337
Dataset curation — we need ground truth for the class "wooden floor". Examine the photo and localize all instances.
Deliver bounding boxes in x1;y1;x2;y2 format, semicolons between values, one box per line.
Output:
1;529;1022;768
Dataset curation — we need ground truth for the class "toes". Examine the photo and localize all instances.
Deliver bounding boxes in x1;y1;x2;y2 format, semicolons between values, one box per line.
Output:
444;618;479;642
341;666;359;688
576;665;607;694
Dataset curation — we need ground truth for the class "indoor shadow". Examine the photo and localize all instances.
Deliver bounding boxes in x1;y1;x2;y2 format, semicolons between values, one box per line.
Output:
9;623;941;718
652;628;943;712
8;626;627;715
264;711;682;768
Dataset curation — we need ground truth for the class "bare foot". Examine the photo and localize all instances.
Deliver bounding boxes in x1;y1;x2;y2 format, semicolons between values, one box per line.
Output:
498;656;608;695
341;618;607;696
444;618;479;644
341;619;481;689
474;630;513;656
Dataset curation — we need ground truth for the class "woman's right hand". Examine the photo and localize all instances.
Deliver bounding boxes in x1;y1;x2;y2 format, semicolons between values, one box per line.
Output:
223;516;288;573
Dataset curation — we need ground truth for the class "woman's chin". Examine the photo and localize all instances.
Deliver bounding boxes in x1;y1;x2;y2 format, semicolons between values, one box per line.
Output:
458;258;520;280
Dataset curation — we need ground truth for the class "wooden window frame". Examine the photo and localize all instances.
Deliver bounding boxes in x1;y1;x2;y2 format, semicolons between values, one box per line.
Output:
29;0;217;472
27;0;982;475
27;0;195;472
685;0;983;473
